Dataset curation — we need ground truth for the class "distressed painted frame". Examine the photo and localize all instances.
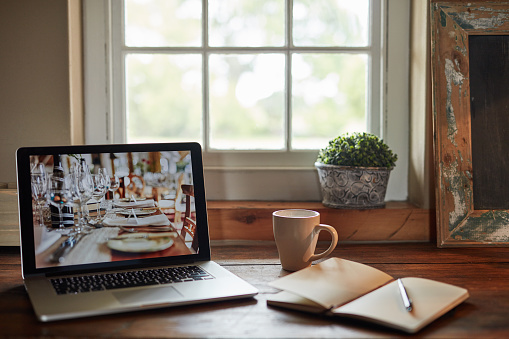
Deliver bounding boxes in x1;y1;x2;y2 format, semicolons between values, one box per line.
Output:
431;2;509;247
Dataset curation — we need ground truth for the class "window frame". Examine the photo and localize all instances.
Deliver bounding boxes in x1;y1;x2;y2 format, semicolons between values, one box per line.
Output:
83;0;409;201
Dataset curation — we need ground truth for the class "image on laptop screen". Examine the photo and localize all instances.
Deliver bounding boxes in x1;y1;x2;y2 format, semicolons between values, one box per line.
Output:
29;150;198;269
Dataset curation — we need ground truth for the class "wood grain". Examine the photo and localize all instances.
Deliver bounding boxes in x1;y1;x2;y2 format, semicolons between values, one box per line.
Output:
1;189;433;246
431;1;509;246
0;242;508;338
207;201;433;242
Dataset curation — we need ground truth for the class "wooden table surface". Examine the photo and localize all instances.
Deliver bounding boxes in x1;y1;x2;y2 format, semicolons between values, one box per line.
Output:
1;241;508;338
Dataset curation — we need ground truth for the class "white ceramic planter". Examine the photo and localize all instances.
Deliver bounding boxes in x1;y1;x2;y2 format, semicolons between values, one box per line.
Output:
315;162;393;209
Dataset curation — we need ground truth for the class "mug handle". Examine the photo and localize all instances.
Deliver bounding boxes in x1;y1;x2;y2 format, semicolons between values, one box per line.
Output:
309;224;338;262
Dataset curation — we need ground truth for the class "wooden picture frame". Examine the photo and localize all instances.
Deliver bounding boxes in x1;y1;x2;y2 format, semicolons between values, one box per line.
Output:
431;2;509;247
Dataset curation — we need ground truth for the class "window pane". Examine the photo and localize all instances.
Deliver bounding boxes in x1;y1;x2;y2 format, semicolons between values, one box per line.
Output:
125;0;201;47
209;0;285;47
209;54;285;150
126;54;202;143
291;53;367;149
293;0;369;47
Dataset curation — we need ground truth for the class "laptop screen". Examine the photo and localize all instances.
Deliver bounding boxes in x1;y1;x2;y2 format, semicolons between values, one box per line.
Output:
17;143;210;277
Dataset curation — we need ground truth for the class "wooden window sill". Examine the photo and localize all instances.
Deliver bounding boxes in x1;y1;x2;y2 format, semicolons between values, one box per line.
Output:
207;201;434;243
0;188;433;246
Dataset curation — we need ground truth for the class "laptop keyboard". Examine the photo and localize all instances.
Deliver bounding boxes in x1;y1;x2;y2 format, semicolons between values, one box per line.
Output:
50;265;213;295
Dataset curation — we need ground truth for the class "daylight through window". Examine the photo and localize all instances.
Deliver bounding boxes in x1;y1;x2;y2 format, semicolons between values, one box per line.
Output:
122;0;375;151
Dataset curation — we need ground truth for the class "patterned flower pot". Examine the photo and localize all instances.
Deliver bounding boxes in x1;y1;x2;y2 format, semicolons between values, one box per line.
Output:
315;162;393;209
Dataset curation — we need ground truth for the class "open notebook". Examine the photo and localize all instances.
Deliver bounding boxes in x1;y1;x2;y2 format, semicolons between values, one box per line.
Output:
17;142;257;321
267;258;469;333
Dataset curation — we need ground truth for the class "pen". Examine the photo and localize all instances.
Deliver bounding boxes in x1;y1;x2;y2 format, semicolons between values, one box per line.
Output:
397;278;413;312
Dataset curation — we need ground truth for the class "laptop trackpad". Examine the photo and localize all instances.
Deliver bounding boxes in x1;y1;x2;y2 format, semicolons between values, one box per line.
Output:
113;286;182;305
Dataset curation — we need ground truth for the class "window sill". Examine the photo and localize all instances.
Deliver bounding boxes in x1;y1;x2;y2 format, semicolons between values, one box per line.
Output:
207;201;434;243
0;188;433;246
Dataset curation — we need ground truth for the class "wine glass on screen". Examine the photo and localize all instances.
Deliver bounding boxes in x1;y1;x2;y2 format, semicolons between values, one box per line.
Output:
107;174;120;214
91;173;107;224
70;172;82;229
98;168;111;213
79;172;94;225
31;163;47;227
74;158;92;223
47;174;73;229
71;169;94;230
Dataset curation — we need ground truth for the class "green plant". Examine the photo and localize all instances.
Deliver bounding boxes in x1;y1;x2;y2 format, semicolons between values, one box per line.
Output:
317;132;397;168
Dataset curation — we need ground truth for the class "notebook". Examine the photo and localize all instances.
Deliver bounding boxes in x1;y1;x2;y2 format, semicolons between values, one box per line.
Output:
16;142;258;322
267;258;469;333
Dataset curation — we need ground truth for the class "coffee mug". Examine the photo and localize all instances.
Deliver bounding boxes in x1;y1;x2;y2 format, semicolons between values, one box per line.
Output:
273;209;338;271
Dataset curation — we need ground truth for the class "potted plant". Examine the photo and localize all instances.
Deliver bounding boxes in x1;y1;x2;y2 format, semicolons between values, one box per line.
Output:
315;132;398;209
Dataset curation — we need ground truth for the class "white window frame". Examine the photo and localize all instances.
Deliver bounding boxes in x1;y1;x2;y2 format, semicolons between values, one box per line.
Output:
83;0;409;201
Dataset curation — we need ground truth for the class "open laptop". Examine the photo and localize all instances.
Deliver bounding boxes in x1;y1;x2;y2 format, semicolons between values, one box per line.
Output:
16;142;258;322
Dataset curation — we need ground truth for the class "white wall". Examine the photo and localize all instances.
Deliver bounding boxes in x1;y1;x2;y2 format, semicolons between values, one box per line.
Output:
0;0;72;185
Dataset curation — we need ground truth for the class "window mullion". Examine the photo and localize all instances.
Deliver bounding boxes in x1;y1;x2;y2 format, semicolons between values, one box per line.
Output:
286;0;292;151
368;0;382;137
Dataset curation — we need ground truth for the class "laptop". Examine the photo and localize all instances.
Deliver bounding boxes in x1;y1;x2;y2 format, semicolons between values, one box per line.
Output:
16;142;258;322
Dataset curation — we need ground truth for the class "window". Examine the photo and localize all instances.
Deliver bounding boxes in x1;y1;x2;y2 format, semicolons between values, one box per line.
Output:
83;0;409;201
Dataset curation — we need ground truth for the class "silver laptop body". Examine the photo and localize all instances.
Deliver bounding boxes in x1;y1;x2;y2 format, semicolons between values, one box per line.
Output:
16;142;258;322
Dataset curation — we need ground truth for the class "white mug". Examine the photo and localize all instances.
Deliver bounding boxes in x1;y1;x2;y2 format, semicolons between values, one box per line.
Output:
273;209;338;271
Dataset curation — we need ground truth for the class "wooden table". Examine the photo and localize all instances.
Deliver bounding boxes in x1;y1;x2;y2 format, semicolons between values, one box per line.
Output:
1;241;508;338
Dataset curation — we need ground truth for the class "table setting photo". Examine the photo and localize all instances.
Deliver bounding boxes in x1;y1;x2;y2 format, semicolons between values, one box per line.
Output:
29;151;197;269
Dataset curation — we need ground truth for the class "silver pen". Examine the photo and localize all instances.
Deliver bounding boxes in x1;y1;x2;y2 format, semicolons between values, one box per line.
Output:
397;278;413;312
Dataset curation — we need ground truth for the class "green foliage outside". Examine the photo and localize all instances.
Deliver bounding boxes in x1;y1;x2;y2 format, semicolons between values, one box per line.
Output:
317;132;398;168
208;54;285;149
126;54;203;144
291;53;366;149
124;0;370;149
